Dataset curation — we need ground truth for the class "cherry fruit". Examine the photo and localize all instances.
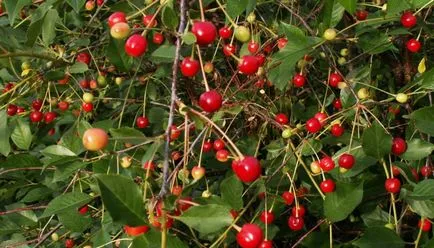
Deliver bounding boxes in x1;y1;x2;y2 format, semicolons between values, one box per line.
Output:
292;73;306;88
124;225;150;236
248;41;259;54
213;139;225;151
82;128;109;151
7;104;17;116
30;111;43;123
356;10;368;20
275;113;289;125
232;156;262;183
259;211;275;224
236;223;263;248
401;11;417;28
338;153;355;169
136;116;149;129
223;43;237;57
282;191;295;205
331;124;344;137
180;57;200;77
305;117;321;133
418;219;432;232
319;156;335;172
391;137;407;156
385;178;401;193
288;216;304;231
108;12;127;28
191;21;217;46
125;34;147;57
320;179;336;193
219;26;232;39
329;73;343;88
406;39;421;53
238;56;259;75
76;52;91;65
191;166;205;180
44;112;57;124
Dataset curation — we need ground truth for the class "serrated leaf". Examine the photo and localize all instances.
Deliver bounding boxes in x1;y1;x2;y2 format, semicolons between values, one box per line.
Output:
4;0;31;26
58;210;92;233
141;141;162;164
227;0;249;18
161;6;178;30
221;175;243;210
41;145;77;157
420;68;434;90
106;37;133;72
151;45;176;63
0;110;11;156
410;106;434;136
353;227;404;248
69;62;89;74
407;198;434;218
42;9;58;46
109;127;147;145
41;192;92;218
11;118;32;150
324;181;363;222
300;138;322;156
362;122;392;159
337;0;356;14
400;139;434;160
66;0;86;13
408;180;434;200
175;204;232;234
95;174;146;226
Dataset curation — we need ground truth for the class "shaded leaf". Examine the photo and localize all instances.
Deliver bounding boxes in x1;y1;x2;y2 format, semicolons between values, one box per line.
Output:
175;204;232;234
324;181;364;222
69;62;89;74
410;106;434;136
42;9;58;46
0;110;11;156
221;175;243;210
41;192;92;218
362;122;392;159
41;145;76;157
353;227;404;248
11;118;32;150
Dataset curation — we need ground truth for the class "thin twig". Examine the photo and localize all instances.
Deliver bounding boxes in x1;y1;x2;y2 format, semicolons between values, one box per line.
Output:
0;205;47;216
291;219;326;248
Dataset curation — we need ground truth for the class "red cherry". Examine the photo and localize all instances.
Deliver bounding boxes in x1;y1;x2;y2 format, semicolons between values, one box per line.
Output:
16;107;25;114
58;101;69;111
108;12;127;28
236;224;263;248
248;41;260;54
216;149;229;162
392;165;401;177
177;196;194;212
263;44;273;54
412;168;420;182
292;73;306;88
305;117;321;133
258;240;273;248
219;26;232;39
314;112;328;126
291;205;306;218
202;140;213;152
7;104;17;116
256;53;266;66
44;112;57;124
180;57;200;77
65;238;75;248
420;166;432;178
355;10;368;20
319;156;335;172
418;219;432;232
172;185;183;196
191;21;217;46
288;216;304;231
338;153;355;169
152;32;164;45
32;99;43;111
275;113;289;125
78;205;88;215
282;191;294;205
30;111;43;123
259;211;275;224
213;139;225;151
76;52;91;65
136;116;149;129
320;179;336;193
96;0;104;6
191;166;205;180
238;55;259;75
125;34;147;57
82;102;94;112
391;137;407;156
230;209;239;219
277;38;288;49
406;38;421;53
331;124;344;137
58;75;70;85
385;178;401;193
143;161;155;171
232;156;261;183
170;125;181;140
333;98;342;110
142;15;157;28
124;225;150;236
223;43;237;57
89;79;98;89
329;73;343;88
199;90;223;113
401;11;417;28
48;128;55;136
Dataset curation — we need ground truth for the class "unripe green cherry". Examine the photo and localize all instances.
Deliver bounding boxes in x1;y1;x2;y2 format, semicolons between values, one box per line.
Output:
340;48;349;56
115;77;123;85
97;75;107;87
51;233;59;241
202;190;212;198
338;57;346;65
246;13;256;23
323;28;337;40
357;88;369;99
282;128;292;138
395;93;408;103
83;93;94;103
110;22;130;39
21;61;31;70
384;223;394;230
235;26;251;43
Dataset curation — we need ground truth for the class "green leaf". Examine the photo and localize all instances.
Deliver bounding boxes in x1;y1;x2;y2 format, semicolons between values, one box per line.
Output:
337;0;356;14
26;18;44;46
109;127;147;145
0;219;20;235
41;145;77;157
141;141;162;164
410;106;434;136
408;180;434;201
1;154;42;169
4;0;31;26
132;229;188;248
151;45;176;63
106;37;133;72
353;227;404;248
227;0;249;18
69;62;89;74
420;69;434;90
300;138;322;156
278;22;307;45
412;0;434;8
362;122;392;159
324;181;364;222
0;110;11;156
221;175;244;210
322;0;335;28
41;192;92;218
400;139;434;160
330;2;346;27
58;210;91;233
361;207;391;227
44;70;66;81
387;0;412;16
95;174;146;226
66;0;86;13
175;204;232;234
42;9;58;46
11;118;32;150
161;6;178;30
358;31;396;55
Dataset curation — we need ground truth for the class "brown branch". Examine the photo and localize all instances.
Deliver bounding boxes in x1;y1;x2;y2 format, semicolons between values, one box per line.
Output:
0;52;70;65
0;167;55;176
291;219;326;248
0;205;47;216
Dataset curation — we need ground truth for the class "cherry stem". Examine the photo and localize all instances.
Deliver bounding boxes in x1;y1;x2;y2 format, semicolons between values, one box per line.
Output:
126;0;159;20
141;5;164;37
195;45;210;91
198;0;205;21
414;217;425;247
197;127;209;167
414;0;434;15
232;224;242;232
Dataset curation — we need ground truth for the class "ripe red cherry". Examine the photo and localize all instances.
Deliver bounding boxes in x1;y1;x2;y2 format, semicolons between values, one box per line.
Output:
82;102;93;112
78;205;88;215
305;117;321;133
82;128;109;151
199;90;223;113
202;140;213;152
172;185;183;196
391;137;407;156
292;73;306;88
136;116;149;128
232;156;262;183
256;53;266;66
236;223;263;248
319;156;335;172
142;15;157;28
191;21;217;46
331;124;344;137
282;191;294;205
125;34;147;57
65;238;75;248
213;139;225;151
333;98;342;110
58;101;69;111
248;41;260;54
230;209;239;219
44;112;57;124
288;216;304;231
401;11;417;28
259;211;275;224
32;99;43;111
314;112;328;126
277;38;288;49
385;178;401;193
7;104;17;116
16;106;25;114
216;149;229;162
223;43;237;57
338;153;355;169
124;225;150;236
219;26;232;39
108;12;127;28
30;111;43;123
329;73;343;88
238;56;259;75
420;166;432;177
418;219;432;232
275;113;289;125
355;10;368;20
259;240;273;248
170;125;181;140
76;52;91;65
152;32;164;45
96;0;104;6
180;57;200;77
191;166;205;180
80;79;89;89
392;165;400;177
291;205;306;218
406;39;421;53
320;179;336;193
